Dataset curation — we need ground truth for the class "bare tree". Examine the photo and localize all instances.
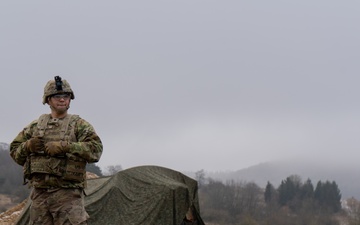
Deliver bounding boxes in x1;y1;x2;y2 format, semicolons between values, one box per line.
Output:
105;164;123;175
346;197;360;225
195;169;206;188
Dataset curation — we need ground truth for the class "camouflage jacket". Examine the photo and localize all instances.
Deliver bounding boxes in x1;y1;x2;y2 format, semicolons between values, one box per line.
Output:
10;114;103;189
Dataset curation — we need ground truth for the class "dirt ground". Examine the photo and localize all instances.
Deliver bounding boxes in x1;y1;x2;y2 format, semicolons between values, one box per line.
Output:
0;200;26;225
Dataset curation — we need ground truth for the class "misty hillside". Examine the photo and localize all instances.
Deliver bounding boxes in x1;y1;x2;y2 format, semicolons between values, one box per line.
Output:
207;160;360;199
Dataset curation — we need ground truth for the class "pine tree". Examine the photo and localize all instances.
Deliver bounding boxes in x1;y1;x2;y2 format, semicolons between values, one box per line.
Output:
277;175;301;206
300;178;314;200
264;181;276;203
314;180;341;213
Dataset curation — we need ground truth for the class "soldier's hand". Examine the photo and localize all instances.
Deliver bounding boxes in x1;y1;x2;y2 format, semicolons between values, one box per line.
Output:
25;137;44;153
44;141;69;156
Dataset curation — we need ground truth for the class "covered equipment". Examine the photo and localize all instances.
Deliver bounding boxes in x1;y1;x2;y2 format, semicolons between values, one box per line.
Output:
15;165;205;225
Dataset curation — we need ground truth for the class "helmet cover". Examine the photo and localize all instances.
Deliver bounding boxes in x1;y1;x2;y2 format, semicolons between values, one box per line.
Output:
42;76;75;104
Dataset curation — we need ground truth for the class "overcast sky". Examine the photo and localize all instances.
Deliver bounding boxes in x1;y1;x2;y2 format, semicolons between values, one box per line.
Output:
1;1;360;173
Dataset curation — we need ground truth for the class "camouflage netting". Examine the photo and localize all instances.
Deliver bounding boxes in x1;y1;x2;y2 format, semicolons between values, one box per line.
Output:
15;165;205;225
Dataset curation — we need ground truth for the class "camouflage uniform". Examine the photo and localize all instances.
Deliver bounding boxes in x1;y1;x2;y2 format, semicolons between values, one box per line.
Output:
9;76;103;225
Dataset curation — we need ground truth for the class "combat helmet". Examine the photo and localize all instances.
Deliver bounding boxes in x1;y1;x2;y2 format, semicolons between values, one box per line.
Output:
42;76;75;104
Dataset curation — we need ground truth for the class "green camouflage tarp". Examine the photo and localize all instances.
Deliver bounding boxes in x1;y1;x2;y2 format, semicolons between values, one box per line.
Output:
15;165;205;225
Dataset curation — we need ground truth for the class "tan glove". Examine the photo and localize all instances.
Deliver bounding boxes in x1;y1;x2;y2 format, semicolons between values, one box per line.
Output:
25;137;44;154
44;141;70;156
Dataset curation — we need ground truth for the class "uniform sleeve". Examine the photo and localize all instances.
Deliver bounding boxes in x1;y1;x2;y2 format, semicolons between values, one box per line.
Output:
9;120;37;166
68;118;103;163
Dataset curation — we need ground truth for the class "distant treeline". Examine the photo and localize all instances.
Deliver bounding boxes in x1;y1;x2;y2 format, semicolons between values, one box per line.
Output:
198;171;346;225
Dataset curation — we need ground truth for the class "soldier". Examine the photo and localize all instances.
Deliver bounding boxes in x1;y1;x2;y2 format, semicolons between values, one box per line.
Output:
10;76;103;225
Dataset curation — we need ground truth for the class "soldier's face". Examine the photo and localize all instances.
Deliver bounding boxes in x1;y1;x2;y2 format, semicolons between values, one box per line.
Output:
48;94;71;113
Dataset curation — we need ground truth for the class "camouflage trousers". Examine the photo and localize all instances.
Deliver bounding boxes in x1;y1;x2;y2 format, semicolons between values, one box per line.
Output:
29;188;89;225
